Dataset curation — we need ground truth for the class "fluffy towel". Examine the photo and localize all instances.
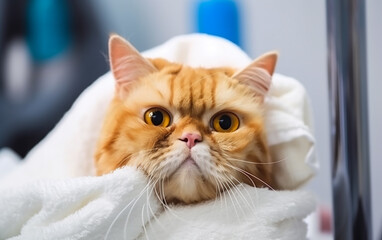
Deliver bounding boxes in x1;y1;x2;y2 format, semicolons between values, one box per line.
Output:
0;167;159;240
0;166;315;240
0;34;317;189
0;34;317;239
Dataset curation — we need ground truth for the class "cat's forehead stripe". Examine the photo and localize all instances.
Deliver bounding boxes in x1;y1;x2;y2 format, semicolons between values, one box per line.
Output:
184;68;193;115
210;72;216;108
198;74;206;115
189;74;194;113
169;72;175;106
175;67;187;115
169;67;217;118
155;88;164;99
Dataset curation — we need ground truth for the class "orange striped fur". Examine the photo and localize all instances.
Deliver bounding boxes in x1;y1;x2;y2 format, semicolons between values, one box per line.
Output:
94;35;278;204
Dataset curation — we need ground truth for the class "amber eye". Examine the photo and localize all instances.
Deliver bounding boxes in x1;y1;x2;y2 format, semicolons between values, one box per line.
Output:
211;112;240;132
144;108;171;127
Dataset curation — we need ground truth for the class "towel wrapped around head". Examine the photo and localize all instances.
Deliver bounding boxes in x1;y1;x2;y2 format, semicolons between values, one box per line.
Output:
0;34;317;240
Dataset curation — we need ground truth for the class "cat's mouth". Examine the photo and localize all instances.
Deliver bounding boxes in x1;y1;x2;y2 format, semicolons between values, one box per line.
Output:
182;157;197;166
160;155;215;204
168;156;201;179
180;157;201;170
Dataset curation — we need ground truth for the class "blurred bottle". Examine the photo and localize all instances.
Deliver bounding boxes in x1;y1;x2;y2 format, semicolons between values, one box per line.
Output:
4;0;74;101
1;0;108;157
27;0;74;95
27;0;71;61
3;38;32;102
196;0;241;47
1;0;75;155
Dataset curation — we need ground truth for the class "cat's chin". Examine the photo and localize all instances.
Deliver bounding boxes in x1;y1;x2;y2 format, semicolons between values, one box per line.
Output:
161;163;216;204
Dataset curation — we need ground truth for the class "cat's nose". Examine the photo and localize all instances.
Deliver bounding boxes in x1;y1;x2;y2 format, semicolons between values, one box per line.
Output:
179;132;202;149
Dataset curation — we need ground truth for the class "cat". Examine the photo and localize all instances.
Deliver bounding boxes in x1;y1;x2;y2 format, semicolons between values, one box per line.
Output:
94;35;278;204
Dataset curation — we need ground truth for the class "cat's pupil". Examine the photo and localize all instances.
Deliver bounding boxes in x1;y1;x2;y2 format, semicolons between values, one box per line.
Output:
150;111;163;126
219;115;232;130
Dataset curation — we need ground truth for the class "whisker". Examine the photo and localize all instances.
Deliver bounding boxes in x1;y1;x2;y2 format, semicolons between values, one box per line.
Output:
122;184;153;240
210;175;223;210
220;174;244;220
145;178;167;232
105;181;151;240
213;174;235;219
225;174;257;216
157;173;192;224
210;150;248;219
212;174;224;207
225;156;288;165
221;179;241;220
223;162;275;191
121;165;162;239
141;203;150;240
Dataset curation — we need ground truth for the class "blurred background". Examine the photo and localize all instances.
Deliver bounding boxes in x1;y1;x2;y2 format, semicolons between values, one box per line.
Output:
0;0;380;239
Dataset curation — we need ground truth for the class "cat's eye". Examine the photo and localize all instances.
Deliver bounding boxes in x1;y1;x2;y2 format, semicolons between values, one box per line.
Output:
144;108;171;127
211;112;240;132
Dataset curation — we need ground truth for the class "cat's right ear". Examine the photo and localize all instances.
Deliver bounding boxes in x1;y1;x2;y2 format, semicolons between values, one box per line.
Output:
232;51;278;100
109;34;157;98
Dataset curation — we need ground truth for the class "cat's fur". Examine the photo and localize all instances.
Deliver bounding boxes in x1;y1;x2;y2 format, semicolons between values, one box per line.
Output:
94;35;278;204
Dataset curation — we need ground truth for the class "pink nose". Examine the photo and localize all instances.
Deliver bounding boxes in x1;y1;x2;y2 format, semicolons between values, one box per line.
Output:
179;133;202;149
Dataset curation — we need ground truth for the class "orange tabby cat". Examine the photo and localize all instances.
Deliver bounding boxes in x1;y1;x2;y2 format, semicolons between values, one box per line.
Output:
94;35;278;204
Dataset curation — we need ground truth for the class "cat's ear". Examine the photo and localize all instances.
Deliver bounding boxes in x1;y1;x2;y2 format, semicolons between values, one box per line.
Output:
233;51;278;99
109;34;157;98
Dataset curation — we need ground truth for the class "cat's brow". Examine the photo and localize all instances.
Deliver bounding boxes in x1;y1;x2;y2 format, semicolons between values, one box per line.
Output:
209;71;217;108
170;69;219;118
168;73;175;106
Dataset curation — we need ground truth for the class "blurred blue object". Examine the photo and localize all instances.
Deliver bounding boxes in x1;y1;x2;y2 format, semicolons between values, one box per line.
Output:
0;0;109;157
196;0;241;46
27;0;71;61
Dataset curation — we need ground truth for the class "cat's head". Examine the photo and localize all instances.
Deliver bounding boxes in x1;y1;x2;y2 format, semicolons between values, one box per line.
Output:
95;35;278;204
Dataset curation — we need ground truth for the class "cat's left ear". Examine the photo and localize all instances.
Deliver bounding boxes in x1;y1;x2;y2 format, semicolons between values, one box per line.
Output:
233;51;278;99
109;34;157;98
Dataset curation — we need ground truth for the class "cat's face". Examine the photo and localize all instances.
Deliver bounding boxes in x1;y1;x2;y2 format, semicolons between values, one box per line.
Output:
95;35;278;204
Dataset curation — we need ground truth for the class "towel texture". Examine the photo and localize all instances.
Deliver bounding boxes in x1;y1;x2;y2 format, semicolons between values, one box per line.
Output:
0;34;317;239
0;166;315;240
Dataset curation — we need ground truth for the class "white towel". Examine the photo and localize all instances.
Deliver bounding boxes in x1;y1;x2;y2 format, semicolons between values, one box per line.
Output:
0;166;315;240
0;34;318;239
0;167;159;240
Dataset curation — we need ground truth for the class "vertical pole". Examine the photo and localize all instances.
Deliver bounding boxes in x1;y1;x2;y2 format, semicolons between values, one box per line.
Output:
326;0;372;239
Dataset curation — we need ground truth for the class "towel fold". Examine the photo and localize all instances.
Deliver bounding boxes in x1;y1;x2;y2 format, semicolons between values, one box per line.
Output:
0;166;315;240
0;167;159;240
